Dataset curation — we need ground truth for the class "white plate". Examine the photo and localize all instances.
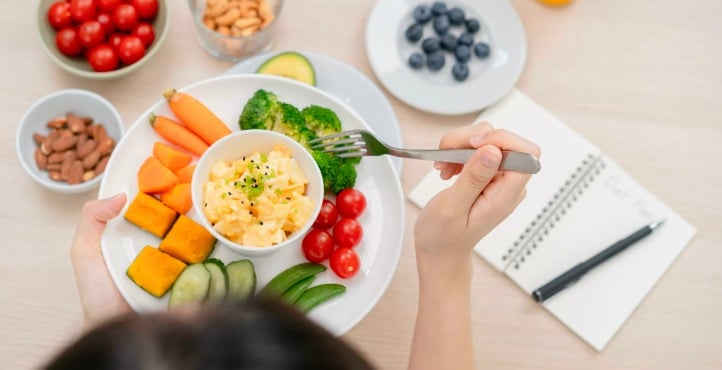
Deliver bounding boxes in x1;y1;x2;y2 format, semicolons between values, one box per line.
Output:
365;0;527;115
225;51;404;175
99;75;405;336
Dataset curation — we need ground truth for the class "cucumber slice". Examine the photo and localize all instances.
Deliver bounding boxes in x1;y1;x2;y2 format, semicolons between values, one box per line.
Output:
256;52;316;86
280;275;316;305
260;263;326;297
204;259;228;303
226;259;256;301
168;263;211;308
295;283;346;313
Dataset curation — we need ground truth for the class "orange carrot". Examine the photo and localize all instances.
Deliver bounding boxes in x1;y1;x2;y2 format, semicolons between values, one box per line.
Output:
160;183;193;214
163;88;231;145
138;156;178;194
150;113;209;157
153;141;192;171
174;164;195;184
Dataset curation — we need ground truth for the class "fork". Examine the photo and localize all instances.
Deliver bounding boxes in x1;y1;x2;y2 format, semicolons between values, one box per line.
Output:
308;129;541;174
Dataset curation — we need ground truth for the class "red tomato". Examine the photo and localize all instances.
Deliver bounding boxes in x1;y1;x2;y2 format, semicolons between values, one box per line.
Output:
313;199;338;230
116;36;145;64
86;44;118;72
330;247;360;279
70;0;96;23
132;22;155;47
95;0;122;12
96;13;114;34
301;229;334;263
130;0;159;20
333;218;363;248
112;4;139;31
108;32;124;49
48;1;72;30
55;27;83;57
336;188;367;219
78;20;105;48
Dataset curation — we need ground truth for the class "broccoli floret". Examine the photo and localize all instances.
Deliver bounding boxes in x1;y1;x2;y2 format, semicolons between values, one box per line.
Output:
275;103;318;147
310;150;357;193
331;161;357;194
301;105;342;137
239;89;280;130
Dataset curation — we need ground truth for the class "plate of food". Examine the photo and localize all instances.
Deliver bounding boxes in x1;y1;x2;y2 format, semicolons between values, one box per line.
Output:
99;74;405;336
365;0;527;115
224;50;404;175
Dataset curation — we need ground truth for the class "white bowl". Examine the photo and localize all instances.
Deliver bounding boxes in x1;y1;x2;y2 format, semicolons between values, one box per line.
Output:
16;89;124;194
191;130;324;256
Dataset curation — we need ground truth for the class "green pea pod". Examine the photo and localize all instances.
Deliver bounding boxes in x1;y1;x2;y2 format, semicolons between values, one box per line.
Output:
295;283;346;313
280;275;316;304
260;263;326;297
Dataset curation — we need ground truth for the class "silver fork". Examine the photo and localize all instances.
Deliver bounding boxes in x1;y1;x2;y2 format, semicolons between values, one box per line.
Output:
308;129;541;174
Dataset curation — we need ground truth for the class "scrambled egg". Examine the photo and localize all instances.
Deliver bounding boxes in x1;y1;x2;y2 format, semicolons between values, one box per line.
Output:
202;145;314;247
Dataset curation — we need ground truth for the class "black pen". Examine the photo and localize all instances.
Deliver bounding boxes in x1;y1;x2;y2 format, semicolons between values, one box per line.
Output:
531;220;666;302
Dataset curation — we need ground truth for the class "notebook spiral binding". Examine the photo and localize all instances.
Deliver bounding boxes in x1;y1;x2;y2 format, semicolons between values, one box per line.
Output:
501;153;606;271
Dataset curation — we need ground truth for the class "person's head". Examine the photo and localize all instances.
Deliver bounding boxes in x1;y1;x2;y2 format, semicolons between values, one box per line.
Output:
44;297;374;370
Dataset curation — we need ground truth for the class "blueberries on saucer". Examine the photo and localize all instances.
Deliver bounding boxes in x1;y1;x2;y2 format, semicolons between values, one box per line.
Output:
421;37;441;54
452;63;469;81
431;2;447;16
448;7;465;25
426;51;446;71
408;53;425;69
405;23;424;42
454;45;471;62
465;18;480;33
458;32;474;46
440;34;457;51
474;42;491;59
433;15;450;35
413;5;433;24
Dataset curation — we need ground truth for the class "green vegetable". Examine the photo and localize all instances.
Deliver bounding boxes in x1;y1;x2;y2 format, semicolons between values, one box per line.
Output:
280;275;316;304
256;51;316;86
294;284;346;313
301;105;342;138
238;89;280;131
260;263;326;297
168;263;211;308
204;259;228;303
226;259;256;301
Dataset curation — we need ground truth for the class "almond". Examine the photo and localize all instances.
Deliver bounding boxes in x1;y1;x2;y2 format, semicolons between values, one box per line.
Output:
48;152;66;164
82;170;95;182
51;135;78;152
67;160;84;185
47;117;67;129
34;148;48;170
61;154;74;180
33;133;46;146
76;132;88;149
40;138;55;155
96;138;115;156
67;114;86;133
47;163;61;171
82;150;101;170
49;171;62;182
76;139;97;159
95;156;110;174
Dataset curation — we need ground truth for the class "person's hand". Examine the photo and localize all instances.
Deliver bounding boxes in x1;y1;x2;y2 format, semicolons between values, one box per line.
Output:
414;122;541;278
70;193;132;326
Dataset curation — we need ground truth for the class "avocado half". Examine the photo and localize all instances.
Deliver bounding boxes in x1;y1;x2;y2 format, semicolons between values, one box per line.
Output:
255;52;316;86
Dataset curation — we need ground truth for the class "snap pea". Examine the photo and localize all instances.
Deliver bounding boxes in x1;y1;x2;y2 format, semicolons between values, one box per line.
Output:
280;275;316;304
260;263;326;297
294;283;346;313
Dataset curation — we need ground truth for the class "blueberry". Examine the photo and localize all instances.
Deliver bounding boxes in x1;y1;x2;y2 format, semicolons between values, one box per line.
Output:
473;42;490;59
421;37;441;54
427;51;445;71
440;34;457;51
408;53;425;69
413;5;433;24
405;23;424;43
458;31;474;46
454;45;471;62
431;1;447;16
466;18;481;33
448;7;465;25
452;62;469;81
433;15;450;35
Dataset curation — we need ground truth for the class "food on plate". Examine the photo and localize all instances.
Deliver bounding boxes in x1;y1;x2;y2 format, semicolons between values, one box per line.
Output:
174;164;195;184
239;90;358;194
335;188;366;219
159;215;216;264
301;229;334;263
168;263;211;308
279;275;316;304
255;52;316;86
163;89;232;145
149;114;209;156
333;218;363;249
32;113;115;184
167;258;256;308
160;183;192;214
294;283;346;313
260;262;326;297
124;192;178;238
225;259;257;301
127;245;187;297
201;0;275;38
153;142;193;171
137;156;179;194
312;199;338;230
204;258;228;303
202;146;315;247
329;247;360;279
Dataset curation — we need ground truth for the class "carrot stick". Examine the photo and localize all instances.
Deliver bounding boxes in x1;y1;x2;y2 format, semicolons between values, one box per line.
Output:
174;164;195;184
153;141;192;171
150;113;208;157
163;88;231;145
138;157;179;194
160;183;193;214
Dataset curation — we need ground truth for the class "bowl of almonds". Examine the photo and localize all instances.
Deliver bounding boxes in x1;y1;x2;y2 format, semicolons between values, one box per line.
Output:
188;0;283;61
16;89;123;194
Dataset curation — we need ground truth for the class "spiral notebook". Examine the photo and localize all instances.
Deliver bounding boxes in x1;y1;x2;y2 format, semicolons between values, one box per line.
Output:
408;90;696;351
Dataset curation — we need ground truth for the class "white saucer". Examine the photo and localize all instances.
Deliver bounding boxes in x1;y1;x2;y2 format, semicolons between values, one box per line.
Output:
225;51;404;175
365;0;527;115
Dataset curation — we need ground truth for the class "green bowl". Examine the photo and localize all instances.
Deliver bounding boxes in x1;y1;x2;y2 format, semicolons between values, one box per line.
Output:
37;0;169;79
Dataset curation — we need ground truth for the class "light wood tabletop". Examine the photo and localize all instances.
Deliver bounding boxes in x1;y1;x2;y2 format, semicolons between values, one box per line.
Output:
2;0;721;369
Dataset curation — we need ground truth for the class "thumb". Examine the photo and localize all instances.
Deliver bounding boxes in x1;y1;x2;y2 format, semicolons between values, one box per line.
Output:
447;145;502;211
74;193;128;248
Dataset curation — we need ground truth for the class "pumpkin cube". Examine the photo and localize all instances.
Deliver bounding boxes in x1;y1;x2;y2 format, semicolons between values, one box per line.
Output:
159;215;216;264
127;246;187;297
124;192;178;238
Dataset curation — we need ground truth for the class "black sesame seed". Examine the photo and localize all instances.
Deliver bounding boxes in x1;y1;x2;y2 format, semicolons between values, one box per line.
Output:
260;221;264;225
227;192;231;196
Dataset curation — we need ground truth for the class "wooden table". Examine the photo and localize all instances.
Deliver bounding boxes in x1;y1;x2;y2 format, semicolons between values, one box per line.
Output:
1;0;720;369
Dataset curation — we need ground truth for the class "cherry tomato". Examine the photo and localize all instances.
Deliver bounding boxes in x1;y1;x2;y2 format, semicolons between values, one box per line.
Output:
333;218;363;249
55;27;83;57
86;44;118;72
112;4;139;31
96;13;114;35
95;0;122;12
70;0;96;23
107;32;124;49
78;20;105;48
130;0;159;20
301;229;334;263
48;1;72;30
132;22;155;47
336;188;367;219
116;36;145;64
330;247;360;279
313;199;338;230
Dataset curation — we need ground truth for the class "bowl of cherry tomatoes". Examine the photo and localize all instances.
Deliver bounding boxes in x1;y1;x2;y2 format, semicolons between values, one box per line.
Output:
38;0;168;79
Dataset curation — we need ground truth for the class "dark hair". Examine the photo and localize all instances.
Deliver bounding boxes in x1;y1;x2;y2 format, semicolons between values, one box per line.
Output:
44;298;374;370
